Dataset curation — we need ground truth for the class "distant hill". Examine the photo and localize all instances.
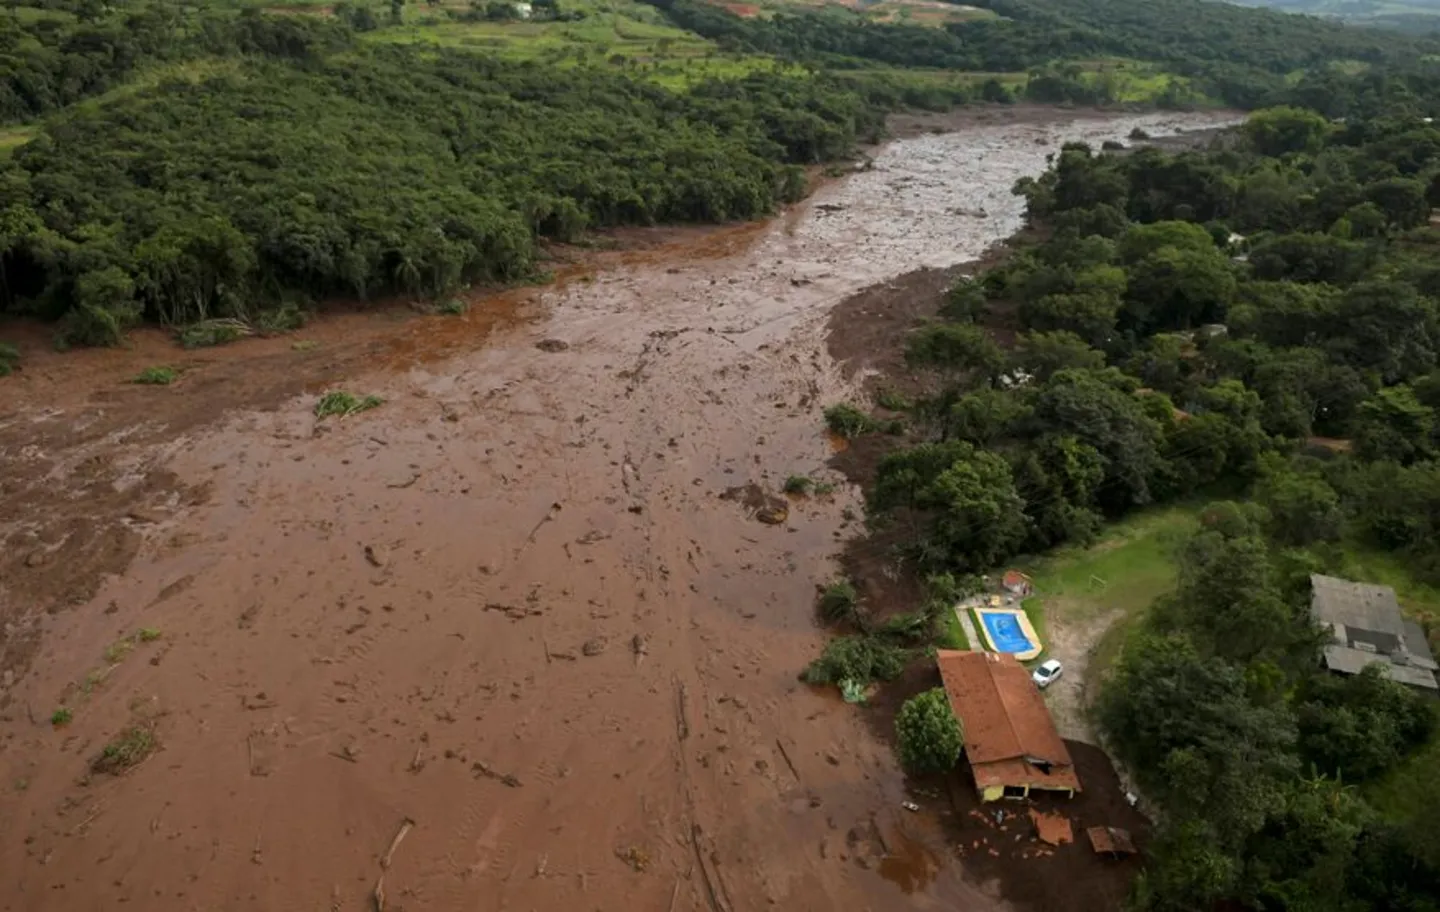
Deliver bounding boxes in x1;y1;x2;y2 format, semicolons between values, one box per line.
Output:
1223;0;1440;32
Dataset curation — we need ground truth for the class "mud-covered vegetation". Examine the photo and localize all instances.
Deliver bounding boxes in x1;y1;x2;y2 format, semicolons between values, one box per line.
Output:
842;106;1440;909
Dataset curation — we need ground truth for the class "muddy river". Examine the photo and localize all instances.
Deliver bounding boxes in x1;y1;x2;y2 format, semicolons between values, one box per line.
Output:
0;108;1239;912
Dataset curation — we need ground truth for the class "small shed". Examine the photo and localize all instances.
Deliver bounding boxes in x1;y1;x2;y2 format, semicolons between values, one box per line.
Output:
1001;570;1032;597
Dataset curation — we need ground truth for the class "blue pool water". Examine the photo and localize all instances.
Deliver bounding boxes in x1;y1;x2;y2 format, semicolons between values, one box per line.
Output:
981;612;1036;654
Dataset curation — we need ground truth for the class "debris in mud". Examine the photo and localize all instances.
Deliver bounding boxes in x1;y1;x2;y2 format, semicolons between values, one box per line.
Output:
535;338;569;353
126;506;168;525
720;484;789;526
616;845;651;873
581;637;607;657
472;761;521;787
756;505;788;525
381;817;416;870
482;603;542;621
331;744;361;763
631;634;649;660
91;722;158;775
676;681;690;742
815;203;846;213
521;502;563;550
242;693;277;711
775;739;801;782
363;544;388;568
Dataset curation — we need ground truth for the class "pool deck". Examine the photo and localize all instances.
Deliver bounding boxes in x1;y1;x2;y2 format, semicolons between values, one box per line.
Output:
954;604;982;651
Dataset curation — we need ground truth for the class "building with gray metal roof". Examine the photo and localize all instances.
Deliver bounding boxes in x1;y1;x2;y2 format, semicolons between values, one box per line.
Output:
1310;574;1438;691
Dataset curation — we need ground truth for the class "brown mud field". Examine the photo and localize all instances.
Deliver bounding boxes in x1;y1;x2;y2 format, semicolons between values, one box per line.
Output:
0;108;1238;912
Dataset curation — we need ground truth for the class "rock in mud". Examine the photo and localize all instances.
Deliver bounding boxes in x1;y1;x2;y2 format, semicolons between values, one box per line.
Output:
581;637;607;657
756;506;788;525
535;338;569;353
363;544;388;568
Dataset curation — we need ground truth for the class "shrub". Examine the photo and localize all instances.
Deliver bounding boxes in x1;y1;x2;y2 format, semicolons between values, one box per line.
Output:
824;403;878;438
876;387;913;411
896;687;964;774
876;610;932;642
818;578;860;624
784;474;814;495
91;724;158;774
177;319;252;349
439;298;469;315
50;708;73;727
939;280;988;322
254;302;308;335
803;635;907;685
925;572;984;606
315;391;384;418
57;303;140;348
0;342;18;376
133;366;178;386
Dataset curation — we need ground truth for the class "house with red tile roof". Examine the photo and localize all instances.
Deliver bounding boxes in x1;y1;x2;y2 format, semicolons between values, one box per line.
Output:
936;649;1080;801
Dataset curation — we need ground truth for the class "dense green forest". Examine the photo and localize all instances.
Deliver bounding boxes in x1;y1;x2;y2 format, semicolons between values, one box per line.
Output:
0;13;887;343
647;0;1440;108
8;0;1440;346
834;106;1440;909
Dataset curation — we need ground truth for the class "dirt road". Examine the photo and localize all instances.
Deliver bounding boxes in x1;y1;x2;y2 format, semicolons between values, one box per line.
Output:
0;108;1238;912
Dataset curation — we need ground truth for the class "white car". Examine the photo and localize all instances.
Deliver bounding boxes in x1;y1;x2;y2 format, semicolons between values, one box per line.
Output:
1032;659;1063;689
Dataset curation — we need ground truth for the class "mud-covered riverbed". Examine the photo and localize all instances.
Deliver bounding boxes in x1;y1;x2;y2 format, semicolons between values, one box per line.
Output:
0;107;1239;912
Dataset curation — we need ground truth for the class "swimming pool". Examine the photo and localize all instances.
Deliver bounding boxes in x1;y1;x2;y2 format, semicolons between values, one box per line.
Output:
975;608;1042;661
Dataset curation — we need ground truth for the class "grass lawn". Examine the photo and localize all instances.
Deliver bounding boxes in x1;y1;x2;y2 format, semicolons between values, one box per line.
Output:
1071;58;1216;105
1013;505;1201;677
938;606;969;650
1019;597;1050;663
1017;505;1200;625
360;0;803;88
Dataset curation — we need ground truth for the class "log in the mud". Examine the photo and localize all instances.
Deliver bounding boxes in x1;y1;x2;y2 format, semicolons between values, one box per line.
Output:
676;681;690;742
380;817;414;870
